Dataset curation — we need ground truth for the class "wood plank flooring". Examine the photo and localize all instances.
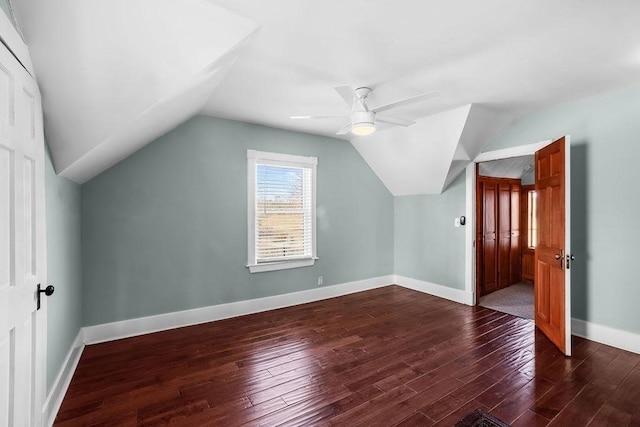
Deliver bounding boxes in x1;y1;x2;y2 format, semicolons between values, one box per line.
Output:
55;286;640;426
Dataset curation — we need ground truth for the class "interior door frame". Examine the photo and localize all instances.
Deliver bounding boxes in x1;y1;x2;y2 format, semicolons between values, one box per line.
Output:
464;140;551;304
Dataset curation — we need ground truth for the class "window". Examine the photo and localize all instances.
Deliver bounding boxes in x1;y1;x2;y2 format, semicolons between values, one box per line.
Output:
247;150;317;273
527;190;537;248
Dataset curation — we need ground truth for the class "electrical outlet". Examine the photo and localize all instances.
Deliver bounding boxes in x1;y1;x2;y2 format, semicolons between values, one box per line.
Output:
317;276;323;286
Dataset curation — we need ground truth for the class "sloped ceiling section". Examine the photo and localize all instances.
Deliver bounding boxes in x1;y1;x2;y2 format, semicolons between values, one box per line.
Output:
442;105;515;190
12;0;258;183
351;104;514;196
351;105;473;196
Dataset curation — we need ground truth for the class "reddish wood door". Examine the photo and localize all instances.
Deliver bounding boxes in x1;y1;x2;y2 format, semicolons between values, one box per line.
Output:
510;184;521;284
535;136;571;355
482;182;498;294
498;183;511;289
477;176;522;297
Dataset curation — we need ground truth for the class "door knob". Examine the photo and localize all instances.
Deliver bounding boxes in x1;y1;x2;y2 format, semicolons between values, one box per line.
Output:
37;284;54;310
554;250;565;268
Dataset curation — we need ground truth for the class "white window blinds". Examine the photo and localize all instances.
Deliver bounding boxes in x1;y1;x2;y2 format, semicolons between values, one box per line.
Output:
247;150;317;273
256;164;312;262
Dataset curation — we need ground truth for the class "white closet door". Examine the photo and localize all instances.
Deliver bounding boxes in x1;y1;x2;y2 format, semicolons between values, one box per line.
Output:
0;36;47;426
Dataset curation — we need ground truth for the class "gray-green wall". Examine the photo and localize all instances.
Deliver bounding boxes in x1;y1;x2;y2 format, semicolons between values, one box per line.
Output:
395;85;640;336
45;146;82;392
485;86;640;335
10;1;81;395
81;116;394;326
0;0;11;24
48;85;640;391
394;173;466;289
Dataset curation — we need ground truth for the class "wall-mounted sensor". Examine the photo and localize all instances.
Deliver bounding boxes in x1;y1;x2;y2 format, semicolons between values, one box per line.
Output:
455;216;466;227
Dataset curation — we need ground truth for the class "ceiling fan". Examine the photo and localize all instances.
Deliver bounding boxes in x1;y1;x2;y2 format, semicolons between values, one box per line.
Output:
291;85;439;136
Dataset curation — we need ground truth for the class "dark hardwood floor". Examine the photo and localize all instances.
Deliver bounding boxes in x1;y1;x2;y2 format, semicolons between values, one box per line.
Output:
55;286;640;426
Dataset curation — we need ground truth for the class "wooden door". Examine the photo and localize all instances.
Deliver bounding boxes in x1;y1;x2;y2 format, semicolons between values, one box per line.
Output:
482;181;498;294
497;183;512;289
535;136;571;355
510;183;521;284
0;40;47;425
477;176;522;296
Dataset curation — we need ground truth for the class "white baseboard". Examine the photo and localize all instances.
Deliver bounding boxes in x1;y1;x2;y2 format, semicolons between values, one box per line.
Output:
394;275;640;355
394;274;474;306
83;275;395;345
572;318;640;355
43;329;85;427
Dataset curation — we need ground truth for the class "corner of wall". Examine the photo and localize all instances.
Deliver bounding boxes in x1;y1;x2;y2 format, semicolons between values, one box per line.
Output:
394;275;473;306
43;329;85;427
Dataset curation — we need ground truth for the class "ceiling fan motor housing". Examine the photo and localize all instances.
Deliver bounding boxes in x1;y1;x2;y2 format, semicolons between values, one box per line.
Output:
289;84;438;136
352;110;375;126
355;87;372;99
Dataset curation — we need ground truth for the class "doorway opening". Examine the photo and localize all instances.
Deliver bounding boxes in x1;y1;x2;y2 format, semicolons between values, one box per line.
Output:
475;155;535;319
464;136;572;355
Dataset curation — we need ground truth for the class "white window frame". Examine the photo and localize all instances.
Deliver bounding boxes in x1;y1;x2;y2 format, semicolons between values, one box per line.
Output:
247;149;318;273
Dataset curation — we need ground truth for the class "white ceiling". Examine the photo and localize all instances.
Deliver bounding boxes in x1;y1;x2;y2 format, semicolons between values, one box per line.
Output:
479;155;535;180
10;1;640;191
11;0;258;183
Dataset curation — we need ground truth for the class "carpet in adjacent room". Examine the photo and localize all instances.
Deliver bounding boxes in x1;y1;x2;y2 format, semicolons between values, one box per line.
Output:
479;281;533;320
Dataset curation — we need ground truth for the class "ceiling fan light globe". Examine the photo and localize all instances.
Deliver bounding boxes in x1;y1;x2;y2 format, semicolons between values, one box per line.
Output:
351;122;376;136
351;111;376;136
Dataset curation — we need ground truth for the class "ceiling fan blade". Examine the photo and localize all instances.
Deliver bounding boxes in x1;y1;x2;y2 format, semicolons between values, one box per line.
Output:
376;115;415;127
334;85;358;108
335;121;352;135
373;91;439;113
290;114;350;120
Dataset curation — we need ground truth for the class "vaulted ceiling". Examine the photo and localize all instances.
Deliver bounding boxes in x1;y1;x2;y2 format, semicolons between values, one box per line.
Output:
11;0;258;183
11;1;640;193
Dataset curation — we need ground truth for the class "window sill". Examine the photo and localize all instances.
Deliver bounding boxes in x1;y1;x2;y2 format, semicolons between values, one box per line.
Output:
247;258;318;273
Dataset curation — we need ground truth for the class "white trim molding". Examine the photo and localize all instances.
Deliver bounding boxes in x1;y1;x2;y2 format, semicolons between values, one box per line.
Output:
473;140;550;163
572;318;640;355
247;257;317;273
43;329;85;427
394;275;474;306
83;275;394;344
246;149;318;273
395;274;640;355
0;3;35;76
465;165;476;303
